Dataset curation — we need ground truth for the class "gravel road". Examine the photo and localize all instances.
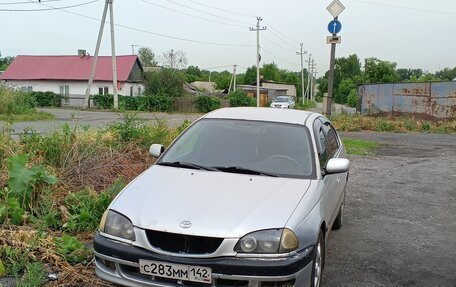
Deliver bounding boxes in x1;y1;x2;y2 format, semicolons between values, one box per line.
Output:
0;108;202;135
322;132;456;287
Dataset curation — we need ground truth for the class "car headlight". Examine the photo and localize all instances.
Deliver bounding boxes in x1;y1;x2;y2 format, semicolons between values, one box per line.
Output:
99;210;136;241
234;228;299;254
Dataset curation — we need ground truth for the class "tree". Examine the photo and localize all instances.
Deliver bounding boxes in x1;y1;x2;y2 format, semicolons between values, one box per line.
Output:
137;47;157;67
434;67;456;81
242;66;257;84
184;65;202;83
317;54;361;103
160;49;188;69
261;63;281;82
396;68;424;82
336;78;356;104
417;73;440;82
363;57;399;84
0;52;14;71
144;68;185;98
214;71;232;90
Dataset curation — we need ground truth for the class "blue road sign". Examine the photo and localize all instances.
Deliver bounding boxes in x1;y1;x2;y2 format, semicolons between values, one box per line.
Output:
328;20;342;35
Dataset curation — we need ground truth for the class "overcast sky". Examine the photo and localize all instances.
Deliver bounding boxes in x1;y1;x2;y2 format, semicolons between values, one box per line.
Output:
1;0;455;75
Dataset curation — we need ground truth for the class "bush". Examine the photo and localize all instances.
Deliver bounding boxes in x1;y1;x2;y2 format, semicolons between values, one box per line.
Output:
92;94;113;109
145;68;185;99
195;95;221;113
54;234;91;265
30;91;64;107
346;89;359;108
63;187;118;232
0;86;35;115
92;94;174;112
229;90;256;107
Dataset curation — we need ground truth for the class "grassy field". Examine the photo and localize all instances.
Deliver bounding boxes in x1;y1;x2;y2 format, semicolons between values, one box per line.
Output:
0;87;54;122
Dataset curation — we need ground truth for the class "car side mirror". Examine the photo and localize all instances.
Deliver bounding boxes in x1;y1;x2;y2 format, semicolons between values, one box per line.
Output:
149;144;165;158
326;158;350;174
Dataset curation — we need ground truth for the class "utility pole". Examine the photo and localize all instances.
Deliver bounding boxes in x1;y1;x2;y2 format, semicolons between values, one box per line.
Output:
304;54;312;105
250;17;266;107
83;0;118;109
233;64;237;92
109;0;118;110
131;44;139;55
83;0;108;109
310;60;317;102
296;43;307;105
313;69;318;102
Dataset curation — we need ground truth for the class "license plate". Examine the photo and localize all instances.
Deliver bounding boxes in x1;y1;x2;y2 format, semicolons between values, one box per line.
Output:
139;259;212;284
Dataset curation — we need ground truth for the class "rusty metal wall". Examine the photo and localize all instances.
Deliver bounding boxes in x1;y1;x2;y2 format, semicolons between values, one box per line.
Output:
359;82;456;119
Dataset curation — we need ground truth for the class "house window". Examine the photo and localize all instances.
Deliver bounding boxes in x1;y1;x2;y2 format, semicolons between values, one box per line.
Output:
59;85;70;104
20;86;33;92
99;87;109;95
130;86;134;97
137;86;142;96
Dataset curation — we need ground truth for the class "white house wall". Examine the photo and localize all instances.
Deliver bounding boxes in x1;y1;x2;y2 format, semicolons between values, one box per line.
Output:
262;82;296;98
2;80;145;107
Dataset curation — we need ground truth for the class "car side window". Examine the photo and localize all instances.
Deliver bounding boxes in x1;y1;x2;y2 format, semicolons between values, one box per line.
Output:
318;128;330;168
321;121;339;157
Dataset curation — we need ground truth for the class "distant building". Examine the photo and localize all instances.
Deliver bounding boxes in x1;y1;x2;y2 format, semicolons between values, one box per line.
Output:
259;79;297;99
0;52;144;107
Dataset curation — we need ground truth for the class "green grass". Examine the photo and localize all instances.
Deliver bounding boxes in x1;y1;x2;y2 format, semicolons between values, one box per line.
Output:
343;138;379;155
296;100;317;110
0;112;54;122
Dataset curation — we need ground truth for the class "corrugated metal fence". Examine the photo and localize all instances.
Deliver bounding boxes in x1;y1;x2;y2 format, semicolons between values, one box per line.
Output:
359;82;456;119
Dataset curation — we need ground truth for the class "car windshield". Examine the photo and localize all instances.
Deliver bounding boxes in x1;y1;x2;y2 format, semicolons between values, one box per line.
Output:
275;97;289;102
158;119;315;178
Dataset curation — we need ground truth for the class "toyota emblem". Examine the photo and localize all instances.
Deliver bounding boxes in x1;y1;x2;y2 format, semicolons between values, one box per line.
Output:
180;220;192;228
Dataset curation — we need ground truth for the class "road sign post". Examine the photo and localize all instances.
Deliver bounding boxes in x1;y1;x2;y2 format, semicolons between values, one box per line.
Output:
325;0;345;117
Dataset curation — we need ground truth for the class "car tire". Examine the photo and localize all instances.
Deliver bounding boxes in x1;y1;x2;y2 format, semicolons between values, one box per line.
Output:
332;194;345;230
311;231;325;287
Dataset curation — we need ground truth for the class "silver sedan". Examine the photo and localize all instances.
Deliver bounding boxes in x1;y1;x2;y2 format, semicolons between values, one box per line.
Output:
94;107;349;287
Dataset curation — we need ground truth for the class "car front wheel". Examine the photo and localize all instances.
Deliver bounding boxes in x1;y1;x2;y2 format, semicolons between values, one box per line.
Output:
311;231;324;287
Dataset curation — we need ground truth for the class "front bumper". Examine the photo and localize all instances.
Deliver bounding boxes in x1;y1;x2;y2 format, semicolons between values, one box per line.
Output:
94;232;314;287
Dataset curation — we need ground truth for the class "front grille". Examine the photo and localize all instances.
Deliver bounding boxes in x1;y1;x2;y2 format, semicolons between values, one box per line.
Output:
145;229;224;254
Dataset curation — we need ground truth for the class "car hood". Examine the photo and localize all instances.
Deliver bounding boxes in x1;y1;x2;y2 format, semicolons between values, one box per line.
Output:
110;165;311;238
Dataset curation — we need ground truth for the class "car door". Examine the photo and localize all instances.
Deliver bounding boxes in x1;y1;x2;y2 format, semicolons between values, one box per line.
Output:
314;118;344;227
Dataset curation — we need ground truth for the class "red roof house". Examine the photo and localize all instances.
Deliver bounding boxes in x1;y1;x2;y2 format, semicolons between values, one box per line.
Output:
0;54;144;106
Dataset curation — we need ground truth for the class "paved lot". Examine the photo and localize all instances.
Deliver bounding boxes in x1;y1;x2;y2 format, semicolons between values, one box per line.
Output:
323;132;456;287
0;108;202;135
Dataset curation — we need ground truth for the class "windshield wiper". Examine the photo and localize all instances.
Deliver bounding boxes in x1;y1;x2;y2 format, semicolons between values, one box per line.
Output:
215;166;278;177
157;161;218;171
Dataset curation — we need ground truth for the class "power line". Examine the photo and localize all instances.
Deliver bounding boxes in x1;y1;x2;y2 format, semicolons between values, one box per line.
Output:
27;0;254;47
161;0;251;26
0;0;97;11
201;65;233;70
266;28;298;50
265;24;300;46
141;0;248;28
261;47;299;68
262;35;296;54
350;0;456;16
181;0;255;18
0;0;62;5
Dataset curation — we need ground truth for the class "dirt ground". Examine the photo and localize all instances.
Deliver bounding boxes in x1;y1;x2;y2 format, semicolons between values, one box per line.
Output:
322;132;456;287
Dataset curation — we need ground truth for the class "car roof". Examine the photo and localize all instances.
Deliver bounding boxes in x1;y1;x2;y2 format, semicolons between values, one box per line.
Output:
203;107;318;126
